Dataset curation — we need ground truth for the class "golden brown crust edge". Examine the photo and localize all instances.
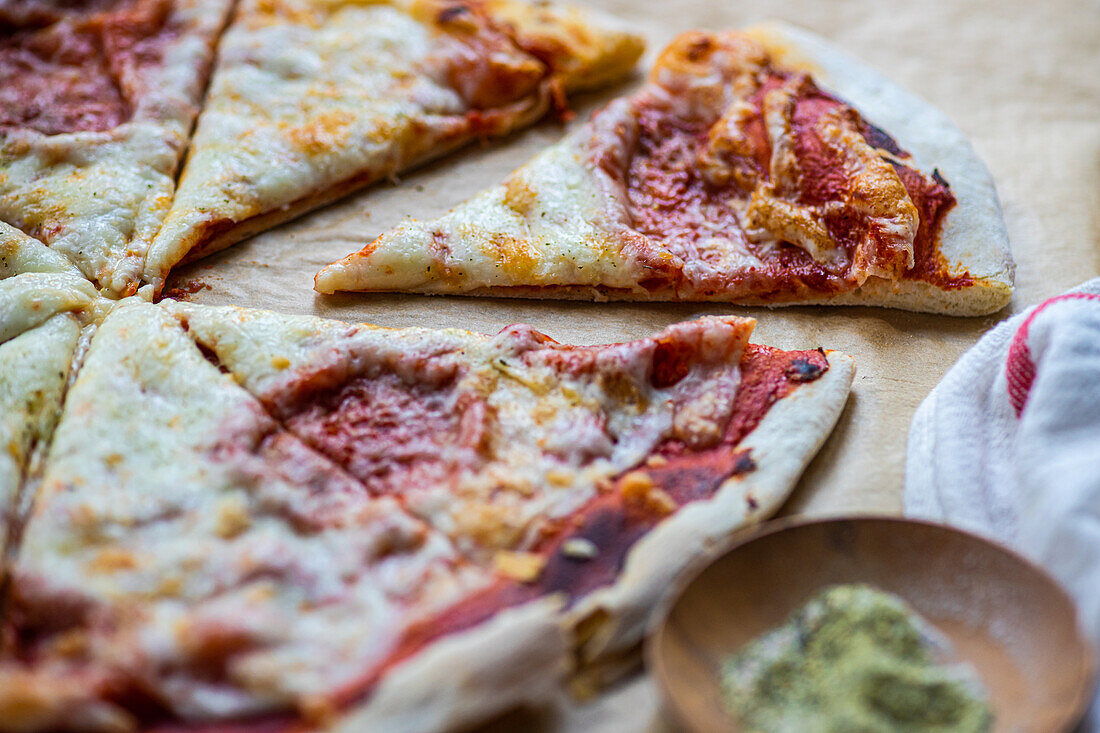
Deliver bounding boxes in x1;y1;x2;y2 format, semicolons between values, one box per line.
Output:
333;275;1012;316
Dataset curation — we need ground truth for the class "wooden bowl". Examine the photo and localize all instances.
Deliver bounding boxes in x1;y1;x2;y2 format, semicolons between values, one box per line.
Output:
647;516;1095;732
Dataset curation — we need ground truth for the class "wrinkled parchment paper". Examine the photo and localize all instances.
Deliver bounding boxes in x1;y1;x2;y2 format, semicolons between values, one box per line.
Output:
171;0;1100;727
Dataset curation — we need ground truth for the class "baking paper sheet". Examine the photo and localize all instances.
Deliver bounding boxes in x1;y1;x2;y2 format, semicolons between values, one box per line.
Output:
170;0;1100;726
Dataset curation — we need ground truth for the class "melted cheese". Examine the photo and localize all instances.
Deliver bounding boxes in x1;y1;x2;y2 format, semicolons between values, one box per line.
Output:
168;302;752;560
0;314;81;535
317;137;647;294
0;223;100;343
0;0;233;297
2;300;754;727
142;0;644;293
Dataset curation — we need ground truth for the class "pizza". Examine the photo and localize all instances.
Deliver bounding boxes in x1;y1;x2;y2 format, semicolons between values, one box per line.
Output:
315;24;1015;316
139;0;645;295
0;299;852;731
0;0;234;297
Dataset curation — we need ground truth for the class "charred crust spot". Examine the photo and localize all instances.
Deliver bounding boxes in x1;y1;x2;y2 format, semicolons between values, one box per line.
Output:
436;4;471;24
746;495;758;510
733;452;757;475
685;36;713;61
786;357;825;383
932;168;951;189
861;121;906;157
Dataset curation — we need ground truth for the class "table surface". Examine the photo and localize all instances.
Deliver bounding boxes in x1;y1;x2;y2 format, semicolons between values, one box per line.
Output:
173;0;1100;728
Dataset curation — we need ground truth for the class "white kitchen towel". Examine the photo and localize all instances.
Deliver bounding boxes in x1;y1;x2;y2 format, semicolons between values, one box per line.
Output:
906;277;1100;729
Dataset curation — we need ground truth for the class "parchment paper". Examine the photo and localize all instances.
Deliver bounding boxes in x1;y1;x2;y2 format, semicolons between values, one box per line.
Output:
170;0;1100;728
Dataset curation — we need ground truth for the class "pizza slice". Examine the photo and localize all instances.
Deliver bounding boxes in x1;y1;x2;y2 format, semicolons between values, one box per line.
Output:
140;0;645;294
316;24;1015;316
0;227;102;655
1;301;852;731
0;0;234;297
168;303;854;666
0;225;108;707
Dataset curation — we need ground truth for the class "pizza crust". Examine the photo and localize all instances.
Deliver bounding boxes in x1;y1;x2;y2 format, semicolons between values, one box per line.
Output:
332;597;569;733
409;277;1011;316
566;349;856;664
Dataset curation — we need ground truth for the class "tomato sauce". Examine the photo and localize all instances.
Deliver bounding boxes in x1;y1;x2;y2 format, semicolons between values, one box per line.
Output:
139;341;829;732
327;343;828;716
618;67;963;297
0;0;176;135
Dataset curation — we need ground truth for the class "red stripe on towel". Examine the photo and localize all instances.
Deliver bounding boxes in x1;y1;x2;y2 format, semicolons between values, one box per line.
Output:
1005;293;1100;416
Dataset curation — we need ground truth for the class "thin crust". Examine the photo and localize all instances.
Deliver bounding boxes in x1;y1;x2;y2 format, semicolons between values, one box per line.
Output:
332;597;569;733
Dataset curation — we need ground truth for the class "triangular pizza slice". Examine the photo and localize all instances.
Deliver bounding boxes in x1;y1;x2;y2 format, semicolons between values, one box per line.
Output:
168;302;854;664
316;24;1014;315
0;224;102;518
141;0;645;294
0;0;234;297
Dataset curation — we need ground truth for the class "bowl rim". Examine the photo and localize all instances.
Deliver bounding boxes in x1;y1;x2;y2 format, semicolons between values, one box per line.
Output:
644;513;1098;733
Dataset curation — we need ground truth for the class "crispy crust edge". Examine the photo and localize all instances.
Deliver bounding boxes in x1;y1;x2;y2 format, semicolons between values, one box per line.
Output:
359;277;1012;316
329;597;569;733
